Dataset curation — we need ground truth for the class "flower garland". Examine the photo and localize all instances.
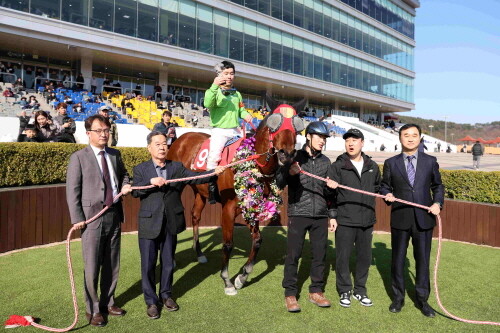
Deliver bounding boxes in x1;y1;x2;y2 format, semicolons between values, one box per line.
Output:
233;136;283;226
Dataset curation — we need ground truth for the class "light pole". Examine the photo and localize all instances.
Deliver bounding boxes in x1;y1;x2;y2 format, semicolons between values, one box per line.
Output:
451;133;455;143
443;116;448;143
429;125;434;137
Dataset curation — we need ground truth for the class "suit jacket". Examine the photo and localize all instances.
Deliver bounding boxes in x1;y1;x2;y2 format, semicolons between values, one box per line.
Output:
380;152;444;230
66;145;130;229
132;159;215;239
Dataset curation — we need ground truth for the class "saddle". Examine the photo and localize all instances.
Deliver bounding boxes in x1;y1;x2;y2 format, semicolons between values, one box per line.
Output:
192;136;244;170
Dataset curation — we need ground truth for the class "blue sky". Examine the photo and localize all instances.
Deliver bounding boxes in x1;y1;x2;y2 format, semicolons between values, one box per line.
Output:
406;0;500;124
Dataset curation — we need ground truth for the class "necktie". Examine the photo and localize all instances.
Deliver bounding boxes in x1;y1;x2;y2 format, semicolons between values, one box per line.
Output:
99;151;114;207
406;155;415;186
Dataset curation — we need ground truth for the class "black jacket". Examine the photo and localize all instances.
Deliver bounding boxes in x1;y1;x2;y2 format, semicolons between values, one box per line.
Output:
471;143;483;156
276;147;334;218
328;152;380;227
132;159;215;238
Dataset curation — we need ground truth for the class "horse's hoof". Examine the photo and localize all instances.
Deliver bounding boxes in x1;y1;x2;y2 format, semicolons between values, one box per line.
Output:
224;287;237;296
234;275;245;290
197;255;208;264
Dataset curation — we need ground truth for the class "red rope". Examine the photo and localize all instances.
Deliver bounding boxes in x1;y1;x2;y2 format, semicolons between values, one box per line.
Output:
6;155;263;331
300;169;500;326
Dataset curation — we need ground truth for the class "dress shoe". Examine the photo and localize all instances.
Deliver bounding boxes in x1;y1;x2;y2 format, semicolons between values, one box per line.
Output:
285;296;301;312
389;300;404;313
163;297;179;312
419;302;436;318
308;292;331;307
147;304;160;319
85;312;106;327
107;305;125;316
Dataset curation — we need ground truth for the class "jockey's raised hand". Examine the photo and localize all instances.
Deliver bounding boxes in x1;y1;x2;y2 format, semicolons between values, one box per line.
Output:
214;166;227;176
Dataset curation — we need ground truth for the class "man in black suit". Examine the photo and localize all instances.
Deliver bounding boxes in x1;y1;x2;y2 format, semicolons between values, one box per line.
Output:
132;131;226;319
380;123;444;318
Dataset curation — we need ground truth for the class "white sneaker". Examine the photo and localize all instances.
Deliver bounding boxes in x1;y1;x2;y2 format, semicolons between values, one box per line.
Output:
339;292;351;308
353;294;373;307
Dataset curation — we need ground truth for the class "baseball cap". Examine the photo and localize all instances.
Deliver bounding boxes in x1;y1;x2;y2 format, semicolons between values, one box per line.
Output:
343;128;364;140
99;106;110;112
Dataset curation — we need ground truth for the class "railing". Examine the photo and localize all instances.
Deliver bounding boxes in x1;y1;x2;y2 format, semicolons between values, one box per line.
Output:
1;185;499;254
0;72;17;83
154;92;174;102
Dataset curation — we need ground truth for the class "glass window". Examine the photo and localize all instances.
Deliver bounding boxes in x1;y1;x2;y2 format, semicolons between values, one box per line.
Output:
115;0;137;37
282;32;292;73
313;0;322;35
62;0;89;25
178;0;196;49
313;44;322;80
331;50;339;84
31;0;60;19
322;46;331;82
90;0;113;31
323;5;332;39
271;0;281;20
282;0;293;24
293;0;303;28
304;0;314;31
1;0;29;12
159;0;178;45
303;40;313;78
196;4;213;53
245;0;258;11
244;20;257;64
229;16;244;61
258;0;270;15
257;24;270;67
214;10;229;57
292;36;303;76
331;7;339;41
138;0;159;42
270;29;282;71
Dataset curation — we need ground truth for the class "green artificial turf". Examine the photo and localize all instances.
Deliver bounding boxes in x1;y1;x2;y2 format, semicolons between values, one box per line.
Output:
1;227;499;332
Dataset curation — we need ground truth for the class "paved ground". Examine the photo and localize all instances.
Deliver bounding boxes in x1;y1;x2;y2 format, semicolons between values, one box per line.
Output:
323;151;500;171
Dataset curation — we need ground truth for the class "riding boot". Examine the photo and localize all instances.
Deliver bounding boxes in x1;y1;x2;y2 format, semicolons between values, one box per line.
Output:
208;179;220;204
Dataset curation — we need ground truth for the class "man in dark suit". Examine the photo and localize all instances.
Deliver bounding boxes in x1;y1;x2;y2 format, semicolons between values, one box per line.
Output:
132;131;226;319
66;115;132;327
380;123;444;318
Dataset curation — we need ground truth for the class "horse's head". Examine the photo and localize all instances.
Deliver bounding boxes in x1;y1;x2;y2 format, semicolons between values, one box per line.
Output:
255;96;306;168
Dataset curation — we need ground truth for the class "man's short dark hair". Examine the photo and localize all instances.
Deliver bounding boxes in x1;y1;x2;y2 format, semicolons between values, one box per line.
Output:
147;131;167;145
399;123;421;138
162;110;172;117
215;60;236;74
85;115;111;131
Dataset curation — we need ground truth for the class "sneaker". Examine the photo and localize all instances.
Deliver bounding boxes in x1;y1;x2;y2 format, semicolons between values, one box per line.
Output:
353;294;373;307
285;296;301;313
308;292;331;308
339;291;351;308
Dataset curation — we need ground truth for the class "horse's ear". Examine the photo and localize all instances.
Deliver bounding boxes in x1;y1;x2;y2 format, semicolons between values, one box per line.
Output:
265;93;280;112
292;98;307;114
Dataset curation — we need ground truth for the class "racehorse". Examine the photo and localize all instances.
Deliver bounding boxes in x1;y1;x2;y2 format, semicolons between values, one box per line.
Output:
167;96;305;295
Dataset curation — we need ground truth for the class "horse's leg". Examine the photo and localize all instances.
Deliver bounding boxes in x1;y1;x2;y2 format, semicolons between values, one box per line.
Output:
220;198;237;295
191;189;208;263
235;223;262;290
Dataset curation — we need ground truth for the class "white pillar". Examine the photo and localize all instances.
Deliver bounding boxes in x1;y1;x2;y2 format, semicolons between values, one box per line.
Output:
158;64;169;99
80;54;92;91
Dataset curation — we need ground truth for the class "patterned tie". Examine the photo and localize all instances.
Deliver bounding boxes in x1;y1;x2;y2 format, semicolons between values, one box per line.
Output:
406;155;416;186
99;151;114;207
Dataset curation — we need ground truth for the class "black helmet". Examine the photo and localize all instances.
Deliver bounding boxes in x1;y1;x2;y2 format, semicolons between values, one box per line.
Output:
305;121;330;137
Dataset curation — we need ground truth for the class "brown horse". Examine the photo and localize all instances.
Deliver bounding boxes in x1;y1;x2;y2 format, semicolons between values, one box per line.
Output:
167;97;305;295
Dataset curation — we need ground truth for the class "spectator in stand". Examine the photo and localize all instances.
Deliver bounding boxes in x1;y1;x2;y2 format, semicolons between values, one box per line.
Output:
94;94;103;103
190;103;199;110
102;78;111;92
13;96;28;108
57;81;65;89
46;91;57;105
54;102;77;143
64;95;74;105
202;107;209;117
134;85;142;95
99;106;119;146
13;77;26;96
18;110;31;134
76;73;85;90
121;98;135;111
23;96;40;110
3;87;15;101
91;77;98;94
191;114;198;127
74;102;84;113
34;111;63;142
471;140;484;170
4;62;15;83
17;124;41;142
108;90;120;100
389;120;396;130
82;91;92;103
153;110;178;148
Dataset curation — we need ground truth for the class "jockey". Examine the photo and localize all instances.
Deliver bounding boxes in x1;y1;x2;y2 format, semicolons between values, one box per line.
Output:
204;60;253;204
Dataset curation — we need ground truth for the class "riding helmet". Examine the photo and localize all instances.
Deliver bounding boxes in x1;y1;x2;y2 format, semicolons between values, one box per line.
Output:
305;121;330;137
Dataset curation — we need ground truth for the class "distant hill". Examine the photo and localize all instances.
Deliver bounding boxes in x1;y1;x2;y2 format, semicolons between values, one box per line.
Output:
395;115;500;143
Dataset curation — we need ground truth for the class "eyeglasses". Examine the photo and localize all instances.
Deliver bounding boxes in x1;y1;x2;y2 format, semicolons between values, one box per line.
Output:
89;129;110;135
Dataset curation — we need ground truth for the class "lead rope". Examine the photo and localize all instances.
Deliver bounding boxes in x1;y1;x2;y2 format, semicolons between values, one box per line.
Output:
4;155;265;331
300;169;500;326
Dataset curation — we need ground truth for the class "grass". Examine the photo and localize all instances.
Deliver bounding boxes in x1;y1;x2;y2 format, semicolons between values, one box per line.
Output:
0;227;499;333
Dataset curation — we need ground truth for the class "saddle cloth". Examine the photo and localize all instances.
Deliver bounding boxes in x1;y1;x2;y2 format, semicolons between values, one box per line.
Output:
192;136;243;170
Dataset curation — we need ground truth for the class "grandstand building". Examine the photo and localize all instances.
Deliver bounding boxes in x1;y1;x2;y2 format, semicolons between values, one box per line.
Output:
0;0;418;122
